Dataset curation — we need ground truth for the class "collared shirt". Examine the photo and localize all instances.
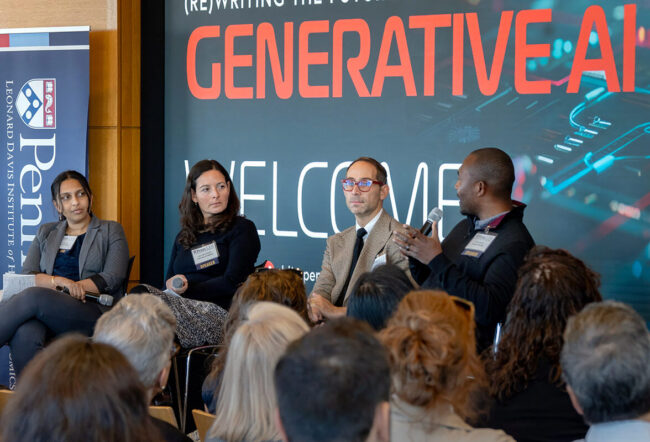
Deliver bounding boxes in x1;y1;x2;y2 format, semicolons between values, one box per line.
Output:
578;419;650;442
356;209;383;241
475;210;510;231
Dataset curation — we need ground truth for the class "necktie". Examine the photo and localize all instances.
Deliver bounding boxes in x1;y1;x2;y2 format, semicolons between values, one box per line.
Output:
336;227;367;307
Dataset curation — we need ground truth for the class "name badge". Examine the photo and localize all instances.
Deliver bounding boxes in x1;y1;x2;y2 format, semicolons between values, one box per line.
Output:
59;235;77;251
191;241;220;270
461;232;497;258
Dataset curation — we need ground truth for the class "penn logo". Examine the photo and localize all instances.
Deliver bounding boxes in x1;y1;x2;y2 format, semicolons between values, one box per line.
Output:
16;79;56;129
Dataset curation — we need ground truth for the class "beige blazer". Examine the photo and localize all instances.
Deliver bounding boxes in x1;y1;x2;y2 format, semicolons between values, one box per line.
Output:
311;210;409;306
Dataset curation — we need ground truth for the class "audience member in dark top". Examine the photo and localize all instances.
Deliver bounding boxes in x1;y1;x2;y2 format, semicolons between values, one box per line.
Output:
206;302;309;442
201;268;309;413
274;317;390;442
132;159;261;347
0;335;161;442
379;290;513;442
484;246;602;442
93;294;191;442
346;264;415;330
0;170;129;375
561;301;650;442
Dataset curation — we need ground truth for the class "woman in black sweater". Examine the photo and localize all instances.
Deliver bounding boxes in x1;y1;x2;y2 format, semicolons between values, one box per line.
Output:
139;159;260;347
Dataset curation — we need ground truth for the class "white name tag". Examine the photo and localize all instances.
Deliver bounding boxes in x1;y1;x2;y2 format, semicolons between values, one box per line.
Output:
59;235;78;251
191;241;220;270
461;232;497;258
371;253;387;271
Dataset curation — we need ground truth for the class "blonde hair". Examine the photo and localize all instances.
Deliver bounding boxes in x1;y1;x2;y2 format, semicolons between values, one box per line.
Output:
379;290;487;422
208;302;309;441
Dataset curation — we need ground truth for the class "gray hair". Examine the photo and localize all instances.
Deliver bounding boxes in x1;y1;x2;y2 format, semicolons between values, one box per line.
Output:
93;294;176;389
561;301;650;424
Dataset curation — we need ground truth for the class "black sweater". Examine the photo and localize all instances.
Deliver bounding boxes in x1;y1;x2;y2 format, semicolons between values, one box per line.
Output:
410;203;534;350
166;216;261;309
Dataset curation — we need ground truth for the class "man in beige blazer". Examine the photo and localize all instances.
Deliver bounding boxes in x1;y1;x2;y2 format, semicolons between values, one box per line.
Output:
308;157;410;323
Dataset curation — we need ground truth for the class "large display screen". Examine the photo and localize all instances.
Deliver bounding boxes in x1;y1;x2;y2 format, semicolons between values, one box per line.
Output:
165;0;649;317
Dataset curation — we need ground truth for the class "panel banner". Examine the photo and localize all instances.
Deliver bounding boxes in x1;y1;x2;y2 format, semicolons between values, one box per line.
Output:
165;1;649;316
0;26;90;388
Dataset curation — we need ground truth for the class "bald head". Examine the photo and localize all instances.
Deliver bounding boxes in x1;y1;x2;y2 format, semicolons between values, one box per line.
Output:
467;148;515;201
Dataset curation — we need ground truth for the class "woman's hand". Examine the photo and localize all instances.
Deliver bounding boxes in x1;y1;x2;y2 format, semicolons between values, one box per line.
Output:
166;274;188;294
54;276;87;301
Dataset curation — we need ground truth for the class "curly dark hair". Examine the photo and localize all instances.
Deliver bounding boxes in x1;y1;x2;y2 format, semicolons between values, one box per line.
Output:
177;159;240;248
486;246;602;400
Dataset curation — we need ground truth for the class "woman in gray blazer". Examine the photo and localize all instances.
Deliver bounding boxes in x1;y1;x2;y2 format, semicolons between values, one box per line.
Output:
0;170;129;376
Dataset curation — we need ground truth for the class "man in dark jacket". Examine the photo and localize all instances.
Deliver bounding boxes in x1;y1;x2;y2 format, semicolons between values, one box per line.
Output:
394;147;534;350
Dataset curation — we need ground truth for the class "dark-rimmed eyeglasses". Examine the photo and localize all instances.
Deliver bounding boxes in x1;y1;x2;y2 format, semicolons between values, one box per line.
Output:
341;178;384;192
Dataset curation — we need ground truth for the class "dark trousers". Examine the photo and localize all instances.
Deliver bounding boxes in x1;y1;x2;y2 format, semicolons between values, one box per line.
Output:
0;287;103;375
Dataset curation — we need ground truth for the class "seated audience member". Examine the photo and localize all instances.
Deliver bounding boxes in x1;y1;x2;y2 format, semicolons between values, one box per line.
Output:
484;247;601;442
379;290;514;442
0;170;129;375
274;317;391;442
0;335;160;442
346;264;414;330
561;301;650;442
202;268;308;412
93;294;191;442
206;302;309;442
133;159;260;348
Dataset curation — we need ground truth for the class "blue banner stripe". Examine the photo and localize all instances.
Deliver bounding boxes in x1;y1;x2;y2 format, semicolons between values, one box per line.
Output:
49;31;89;46
9;33;49;47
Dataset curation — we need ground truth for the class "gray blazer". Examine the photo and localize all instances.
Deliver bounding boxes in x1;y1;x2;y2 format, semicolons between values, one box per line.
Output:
22;216;129;297
312;209;411;306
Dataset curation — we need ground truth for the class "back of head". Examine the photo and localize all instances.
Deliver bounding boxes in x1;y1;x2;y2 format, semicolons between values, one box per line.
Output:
561;301;650;424
0;335;156;442
347;264;414;330
489;246;602;399
468;147;515;200
231;269;308;323
94;294;177;389
275;317;390;442
210;302;309;441
379;290;486;421
205;269;309;393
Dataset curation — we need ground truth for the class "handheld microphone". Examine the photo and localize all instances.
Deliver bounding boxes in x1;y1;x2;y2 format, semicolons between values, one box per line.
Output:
420;207;443;236
172;277;184;290
57;287;114;306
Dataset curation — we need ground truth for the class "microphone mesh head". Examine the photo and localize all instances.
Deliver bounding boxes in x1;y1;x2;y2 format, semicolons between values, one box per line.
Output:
99;294;114;306
427;207;443;222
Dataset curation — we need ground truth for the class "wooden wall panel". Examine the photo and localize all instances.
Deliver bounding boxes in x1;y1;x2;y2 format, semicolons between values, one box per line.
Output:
89;30;118;127
120;129;140;285
0;0;117;30
88;128;119;220
120;0;141;128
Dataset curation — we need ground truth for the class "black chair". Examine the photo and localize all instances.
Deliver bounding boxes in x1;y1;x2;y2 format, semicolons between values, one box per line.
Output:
122;256;136;296
171;345;219;433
